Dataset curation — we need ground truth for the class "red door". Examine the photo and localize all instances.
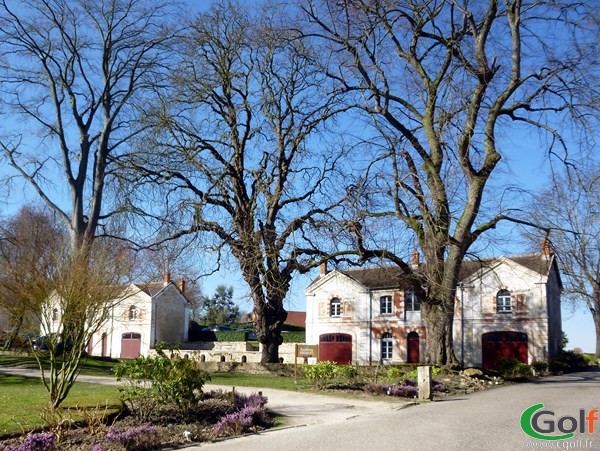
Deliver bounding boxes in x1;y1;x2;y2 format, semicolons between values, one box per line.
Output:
407;332;420;363
482;331;528;370
121;333;141;359
319;334;352;364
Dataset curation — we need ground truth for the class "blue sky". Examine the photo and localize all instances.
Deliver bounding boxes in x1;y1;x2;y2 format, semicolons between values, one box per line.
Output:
1;0;596;353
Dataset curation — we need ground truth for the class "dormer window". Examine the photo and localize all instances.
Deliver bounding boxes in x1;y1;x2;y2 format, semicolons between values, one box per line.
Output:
497;290;512;313
330;298;341;317
128;305;138;321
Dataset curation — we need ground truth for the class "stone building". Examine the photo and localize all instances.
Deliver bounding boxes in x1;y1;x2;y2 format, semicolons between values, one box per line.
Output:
305;244;562;369
48;272;192;359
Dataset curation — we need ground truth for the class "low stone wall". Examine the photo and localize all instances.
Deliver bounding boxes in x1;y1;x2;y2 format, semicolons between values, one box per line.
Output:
156;342;300;364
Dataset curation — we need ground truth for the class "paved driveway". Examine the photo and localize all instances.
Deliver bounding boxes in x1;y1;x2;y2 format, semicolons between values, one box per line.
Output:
193;369;600;451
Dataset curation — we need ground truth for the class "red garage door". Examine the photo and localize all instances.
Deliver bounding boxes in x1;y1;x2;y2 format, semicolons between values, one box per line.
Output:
121;332;141;359
319;333;352;364
482;331;528;370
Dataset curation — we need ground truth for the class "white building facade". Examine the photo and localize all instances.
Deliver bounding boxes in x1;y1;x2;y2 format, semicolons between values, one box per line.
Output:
306;248;562;369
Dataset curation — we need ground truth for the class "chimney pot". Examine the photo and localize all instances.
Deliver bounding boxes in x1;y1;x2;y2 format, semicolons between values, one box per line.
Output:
542;238;552;256
411;249;420;266
178;278;186;293
164;270;171;286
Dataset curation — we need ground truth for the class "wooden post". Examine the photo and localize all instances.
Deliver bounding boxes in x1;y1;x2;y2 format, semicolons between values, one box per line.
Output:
418;366;432;401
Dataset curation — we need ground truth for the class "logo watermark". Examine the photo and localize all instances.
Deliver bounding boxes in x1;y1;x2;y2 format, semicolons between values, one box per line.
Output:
521;403;598;443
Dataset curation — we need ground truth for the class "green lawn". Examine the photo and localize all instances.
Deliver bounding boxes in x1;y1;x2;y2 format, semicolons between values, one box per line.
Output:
208;371;313;391
0;355;118;377
0;373;121;438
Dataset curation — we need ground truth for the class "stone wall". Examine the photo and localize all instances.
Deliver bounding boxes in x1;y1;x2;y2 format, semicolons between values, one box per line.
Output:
159;342;301;364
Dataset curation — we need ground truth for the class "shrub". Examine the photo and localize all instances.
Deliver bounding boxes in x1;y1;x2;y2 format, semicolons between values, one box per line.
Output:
334;365;358;383
113;342;210;419
548;351;588;373
303;361;336;389
104;424;160;451
385;367;402;384
531;361;549;374
498;358;532;378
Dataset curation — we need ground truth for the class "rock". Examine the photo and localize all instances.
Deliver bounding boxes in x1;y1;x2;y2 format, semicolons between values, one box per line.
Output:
463;368;484;378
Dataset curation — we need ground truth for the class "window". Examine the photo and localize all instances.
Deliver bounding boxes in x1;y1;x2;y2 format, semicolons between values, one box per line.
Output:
381;332;393;360
52;308;58;321
380;296;392;315
497;290;512;313
405;289;420;311
330;298;341;317
128;305;138;320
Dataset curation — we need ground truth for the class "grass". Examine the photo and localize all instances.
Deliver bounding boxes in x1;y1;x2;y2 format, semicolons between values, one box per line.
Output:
208;371;313;391
0;373;121;438
0;354;118;377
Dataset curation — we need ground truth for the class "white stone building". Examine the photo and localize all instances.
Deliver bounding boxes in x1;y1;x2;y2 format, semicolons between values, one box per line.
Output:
305;245;562;369
48;273;192;359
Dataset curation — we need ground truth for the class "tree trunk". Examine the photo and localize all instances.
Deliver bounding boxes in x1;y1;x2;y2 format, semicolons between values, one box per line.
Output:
592;305;600;358
421;302;459;368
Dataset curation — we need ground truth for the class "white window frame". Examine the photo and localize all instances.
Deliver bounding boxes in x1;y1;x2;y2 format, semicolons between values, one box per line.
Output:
330;298;341;317
380;295;393;315
497;290;512;313
128;305;138;321
381;332;393;360
405;288;420;312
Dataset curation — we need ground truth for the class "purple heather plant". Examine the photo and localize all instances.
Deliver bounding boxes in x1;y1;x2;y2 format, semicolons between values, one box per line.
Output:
0;432;55;451
105;424;159;450
233;392;268;410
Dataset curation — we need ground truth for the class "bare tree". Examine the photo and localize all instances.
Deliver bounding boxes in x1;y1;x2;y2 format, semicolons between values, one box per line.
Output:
302;0;598;366
0;0;179;256
126;1;353;363
0;205;64;348
0;207;135;409
529;167;600;356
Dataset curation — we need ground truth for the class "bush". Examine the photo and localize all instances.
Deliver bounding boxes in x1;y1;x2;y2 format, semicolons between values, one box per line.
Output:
113;343;210;419
303;361;336;388
531;361;549;374
548;351;588;373
334;365;358;384
497;358;532;378
385;367;402;384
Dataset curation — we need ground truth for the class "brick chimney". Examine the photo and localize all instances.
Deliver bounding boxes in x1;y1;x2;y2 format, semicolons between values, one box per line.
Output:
164;270;171;286
411;249;420;267
542;238;553;257
320;262;328;276
178;277;186;293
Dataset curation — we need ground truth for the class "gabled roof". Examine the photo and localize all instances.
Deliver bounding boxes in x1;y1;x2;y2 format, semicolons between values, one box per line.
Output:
309;253;557;291
131;281;192;304
339;266;418;290
458;254;555;281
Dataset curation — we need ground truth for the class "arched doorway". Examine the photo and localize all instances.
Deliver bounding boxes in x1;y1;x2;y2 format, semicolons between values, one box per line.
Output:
319;333;352;364
482;331;528;370
120;332;141;359
407;332;420;363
